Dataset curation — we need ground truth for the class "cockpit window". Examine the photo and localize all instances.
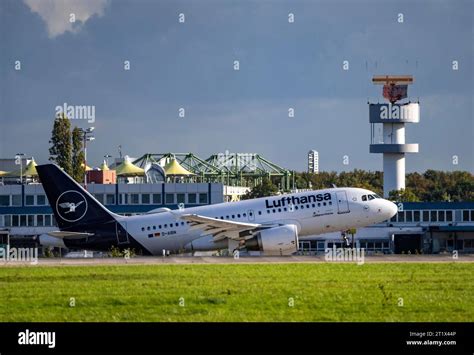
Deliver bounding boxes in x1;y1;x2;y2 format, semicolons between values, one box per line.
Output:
362;195;367;201
368;195;375;201
373;194;382;199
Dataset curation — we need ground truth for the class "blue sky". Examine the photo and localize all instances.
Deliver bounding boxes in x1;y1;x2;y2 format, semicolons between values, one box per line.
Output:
0;0;472;172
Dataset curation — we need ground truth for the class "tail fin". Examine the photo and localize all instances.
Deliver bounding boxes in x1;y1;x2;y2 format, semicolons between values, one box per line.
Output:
36;164;117;230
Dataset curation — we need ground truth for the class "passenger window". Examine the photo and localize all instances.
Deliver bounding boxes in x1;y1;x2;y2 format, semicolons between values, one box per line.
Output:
362;195;367;201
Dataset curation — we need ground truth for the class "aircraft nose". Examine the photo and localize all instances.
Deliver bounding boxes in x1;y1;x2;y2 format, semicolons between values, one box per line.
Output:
385;200;398;219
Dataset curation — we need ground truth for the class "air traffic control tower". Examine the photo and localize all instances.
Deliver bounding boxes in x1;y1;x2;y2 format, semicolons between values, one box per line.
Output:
369;75;420;197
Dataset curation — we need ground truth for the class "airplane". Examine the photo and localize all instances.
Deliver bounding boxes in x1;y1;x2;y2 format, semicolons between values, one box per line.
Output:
36;164;398;256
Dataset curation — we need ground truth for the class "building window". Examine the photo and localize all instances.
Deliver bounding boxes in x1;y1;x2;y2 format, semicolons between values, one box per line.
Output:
25;195;34;206
471;210;474;222
106;194;115;205
405;211;413;222
430;210;438;222
142;194;150;204
188;193;197;204
45;215;51;226
152;193;161;204
130;194;139;204
413;211;420;222
94;194;104;204
11;195;21;206
199;193;208;204
37;194;46;205
0;195;9;206
177;193;185;204
397;211;405;222
438;210;445;222
37;215;44;226
12;215;19;226
27;215;34;226
423;211;430;222
20;215;27;226
164;193;173;204
462;210;469;222
445;210;452;221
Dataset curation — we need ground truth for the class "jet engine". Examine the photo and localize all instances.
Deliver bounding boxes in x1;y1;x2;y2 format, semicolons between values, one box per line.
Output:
245;224;298;256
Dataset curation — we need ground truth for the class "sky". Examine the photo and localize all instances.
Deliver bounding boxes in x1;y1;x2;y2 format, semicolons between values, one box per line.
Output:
0;0;473;173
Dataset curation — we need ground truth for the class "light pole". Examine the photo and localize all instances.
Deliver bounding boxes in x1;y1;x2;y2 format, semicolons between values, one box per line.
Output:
80;127;95;187
15;153;25;185
104;154;112;167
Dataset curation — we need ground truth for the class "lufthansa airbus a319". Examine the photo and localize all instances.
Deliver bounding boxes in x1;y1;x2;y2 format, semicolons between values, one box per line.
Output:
37;164;397;256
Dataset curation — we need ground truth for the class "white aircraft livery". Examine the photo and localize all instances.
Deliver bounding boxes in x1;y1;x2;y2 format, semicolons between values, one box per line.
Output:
37;164;398;256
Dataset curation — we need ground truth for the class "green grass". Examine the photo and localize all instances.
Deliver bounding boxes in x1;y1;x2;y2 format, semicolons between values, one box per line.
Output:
0;263;473;322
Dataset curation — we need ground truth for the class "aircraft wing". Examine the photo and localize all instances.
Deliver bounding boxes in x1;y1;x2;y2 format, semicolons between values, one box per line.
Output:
47;231;94;239
179;214;261;241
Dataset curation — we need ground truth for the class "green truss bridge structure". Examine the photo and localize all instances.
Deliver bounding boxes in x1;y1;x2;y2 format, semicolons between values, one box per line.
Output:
133;152;292;190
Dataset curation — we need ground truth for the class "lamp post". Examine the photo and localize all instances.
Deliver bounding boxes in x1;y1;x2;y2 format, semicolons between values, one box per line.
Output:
15;153;25;185
104;154;112;167
79;127;95;187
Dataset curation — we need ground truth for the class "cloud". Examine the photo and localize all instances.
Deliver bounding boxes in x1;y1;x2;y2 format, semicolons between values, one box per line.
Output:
23;0;109;38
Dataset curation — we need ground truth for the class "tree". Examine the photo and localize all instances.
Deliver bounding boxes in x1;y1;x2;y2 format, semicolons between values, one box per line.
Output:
388;188;420;202
71;127;85;183
49;113;72;175
242;177;279;199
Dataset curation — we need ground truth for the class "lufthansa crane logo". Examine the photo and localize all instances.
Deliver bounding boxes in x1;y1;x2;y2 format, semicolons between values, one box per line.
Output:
56;190;88;222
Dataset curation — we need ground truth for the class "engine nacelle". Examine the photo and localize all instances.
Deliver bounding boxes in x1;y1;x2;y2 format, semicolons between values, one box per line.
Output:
246;225;298;256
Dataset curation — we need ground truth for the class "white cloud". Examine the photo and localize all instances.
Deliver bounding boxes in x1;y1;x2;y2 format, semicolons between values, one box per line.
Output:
23;0;109;38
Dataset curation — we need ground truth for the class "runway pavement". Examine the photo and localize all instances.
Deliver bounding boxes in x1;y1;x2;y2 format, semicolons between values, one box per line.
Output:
1;254;473;266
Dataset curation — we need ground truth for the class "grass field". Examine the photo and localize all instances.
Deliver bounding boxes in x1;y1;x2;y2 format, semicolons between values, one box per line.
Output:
0;263;473;322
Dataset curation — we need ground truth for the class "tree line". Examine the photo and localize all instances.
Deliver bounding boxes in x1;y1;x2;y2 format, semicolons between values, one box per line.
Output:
245;169;474;202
